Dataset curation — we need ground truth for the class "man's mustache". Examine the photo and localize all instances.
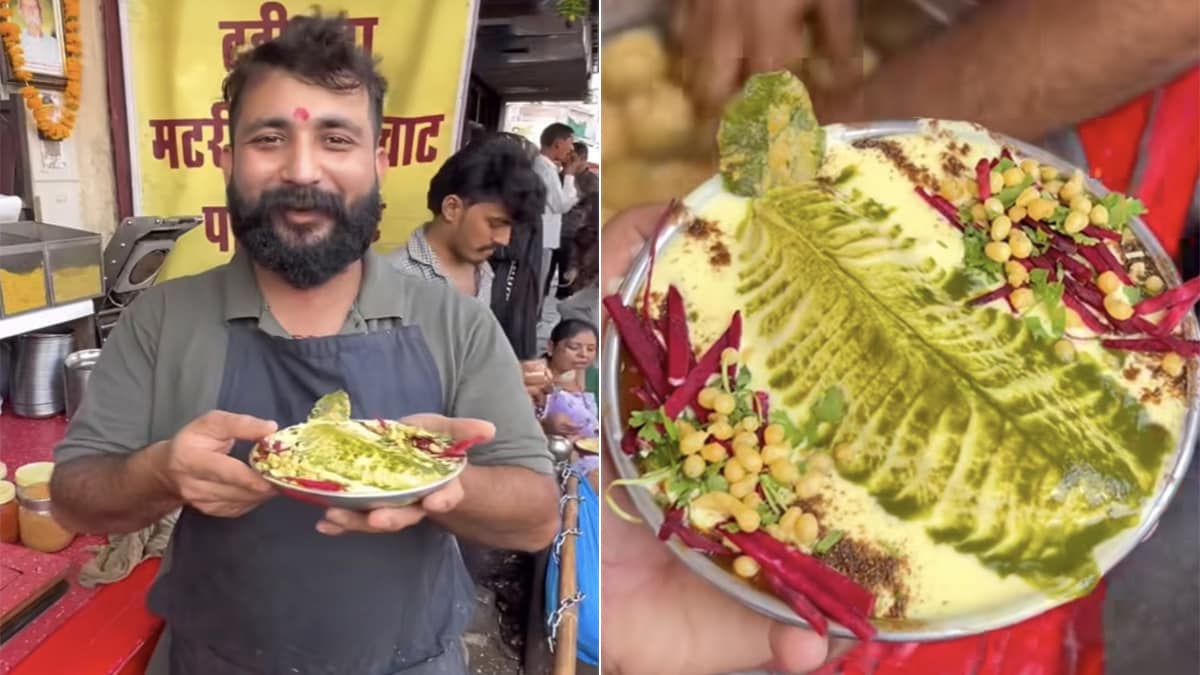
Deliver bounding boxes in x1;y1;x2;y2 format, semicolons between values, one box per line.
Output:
256;185;345;218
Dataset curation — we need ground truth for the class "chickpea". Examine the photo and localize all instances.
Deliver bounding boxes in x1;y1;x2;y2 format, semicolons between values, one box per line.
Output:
1060;179;1083;202
1005;260;1029;287
735;446;764;474
780;506;803;531
760;443;789;465
697;387;719;409
1039;165;1060;182
1053;339;1076;363
713;393;737;415
1097;270;1123;295
1010;235;1034;259
709;420;735;440
762;423;786;446
1002;167;1025;188
1089;204;1109;226
984;197;1005;218
985;241;1012;263
990;215;1013;241
1161;353;1185;378
1043;180;1064;198
701;442;728;463
1129;261;1147;279
769;459;800;484
1103;294;1134;321
1063;211;1089;234
735;508;762;533
680;431;707;455
1015;186;1040;208
795;513;820;545
733;555;760;579
1006;206;1027;224
939;178;963;201
1070;196;1093;214
732;431;759;450
682;454;706;478
796;471;823;499
740;416;760;433
1011;287;1036;311
970;203;988;224
1028;198;1056;221
809;452;835;474
723;460;747;483
989;171;1004;194
1144;275;1165;294
1021;159;1040;176
742;492;763;509
729;476;757;499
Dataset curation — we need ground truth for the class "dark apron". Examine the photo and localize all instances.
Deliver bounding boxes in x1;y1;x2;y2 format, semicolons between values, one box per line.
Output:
146;322;474;675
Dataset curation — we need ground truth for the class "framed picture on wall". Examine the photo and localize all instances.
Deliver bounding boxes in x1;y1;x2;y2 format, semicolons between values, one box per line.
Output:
1;0;67;88
18;90;78;182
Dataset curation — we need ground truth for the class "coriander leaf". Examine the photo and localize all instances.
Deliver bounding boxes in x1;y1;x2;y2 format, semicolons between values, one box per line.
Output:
638;424;664;443
994;158;1015;173
814;530;845;555
812;386;846;423
757;504;781;526
759;475;794;515
769;410;805;447
629;409;657;428
1049;305;1067;337
1100;194;1147;230
661;409;679;442
1048;206;1070;228
666;476;703;506
735;366;753;390
962;227;1003;281
724;523;742;533
1122;285;1144;305
1029;268;1049;288
997;175;1034;207
1025;316;1053;342
705;472;729;493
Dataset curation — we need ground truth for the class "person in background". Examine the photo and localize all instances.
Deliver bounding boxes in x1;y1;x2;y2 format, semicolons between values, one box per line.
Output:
388;138;544;304
533;122;587;303
49;15;558;674
558;141;599;298
557;199;601;331
535;319;599;440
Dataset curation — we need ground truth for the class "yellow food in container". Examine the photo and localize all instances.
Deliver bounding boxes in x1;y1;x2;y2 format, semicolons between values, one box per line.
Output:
52;264;102;303
0;266;49;314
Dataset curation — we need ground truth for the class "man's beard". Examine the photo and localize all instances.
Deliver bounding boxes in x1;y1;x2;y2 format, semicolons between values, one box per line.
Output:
227;181;381;290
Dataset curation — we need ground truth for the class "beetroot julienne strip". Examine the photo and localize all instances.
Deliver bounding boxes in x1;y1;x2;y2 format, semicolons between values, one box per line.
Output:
723;530;877;641
740;529;876;617
1102;338;1200;356
1154;302;1194;337
1088;244;1133;285
1028;219;1079;255
976;158;993;200
443;435;488;458
969;284;1012;306
754;391;771;444
290;478;345;492
658;509;733;556
665;285;692;386
913;187;964;230
1083;225;1121;242
1062;292;1111;334
620;428;638;455
1135;276;1200;316
603;294;671;400
1046;248;1091;280
663;312;744;419
762;568;829;636
642;201;679;321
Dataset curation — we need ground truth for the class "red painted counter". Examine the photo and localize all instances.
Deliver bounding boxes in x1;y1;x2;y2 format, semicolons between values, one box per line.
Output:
0;413;163;675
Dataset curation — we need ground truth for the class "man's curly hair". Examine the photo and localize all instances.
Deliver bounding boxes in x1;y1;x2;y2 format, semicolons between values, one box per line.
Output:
426;137;547;231
221;12;387;142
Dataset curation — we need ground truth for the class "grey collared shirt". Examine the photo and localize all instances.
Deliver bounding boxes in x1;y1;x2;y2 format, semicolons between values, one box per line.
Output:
387;225;494;304
54;250;551;476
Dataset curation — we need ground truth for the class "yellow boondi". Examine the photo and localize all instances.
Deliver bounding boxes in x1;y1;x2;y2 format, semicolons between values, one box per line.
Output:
51;265;102;303
0;267;49;314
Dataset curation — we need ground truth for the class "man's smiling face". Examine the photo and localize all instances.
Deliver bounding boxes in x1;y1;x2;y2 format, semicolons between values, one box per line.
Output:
222;68;388;289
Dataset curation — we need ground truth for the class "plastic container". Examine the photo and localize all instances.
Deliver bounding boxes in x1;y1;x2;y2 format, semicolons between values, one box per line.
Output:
0;480;18;544
14;461;54;489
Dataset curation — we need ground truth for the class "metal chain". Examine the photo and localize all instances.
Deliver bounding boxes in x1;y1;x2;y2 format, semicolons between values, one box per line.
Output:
551;527;582;562
558;491;581;513
546;591;586;653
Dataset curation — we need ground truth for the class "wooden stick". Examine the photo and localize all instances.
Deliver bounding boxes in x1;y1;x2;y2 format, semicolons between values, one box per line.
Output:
552;472;580;675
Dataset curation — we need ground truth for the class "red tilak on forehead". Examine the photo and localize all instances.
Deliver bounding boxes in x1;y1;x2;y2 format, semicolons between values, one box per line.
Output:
293;107;310;122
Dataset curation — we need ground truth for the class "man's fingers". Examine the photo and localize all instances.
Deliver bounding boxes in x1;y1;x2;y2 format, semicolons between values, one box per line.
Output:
397;414;496;444
748;0;811;75
187;453;274;494
319;506;427;534
190;410;278;445
768;621;832;674
420;478;464;513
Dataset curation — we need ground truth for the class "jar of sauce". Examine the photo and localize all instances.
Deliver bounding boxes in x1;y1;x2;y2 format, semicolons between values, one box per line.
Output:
17;482;73;553
0;481;17;544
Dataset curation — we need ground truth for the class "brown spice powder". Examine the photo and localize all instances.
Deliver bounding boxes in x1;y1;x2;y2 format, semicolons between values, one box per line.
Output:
822;536;911;619
853;138;935;188
709;241;732;268
687;218;720;240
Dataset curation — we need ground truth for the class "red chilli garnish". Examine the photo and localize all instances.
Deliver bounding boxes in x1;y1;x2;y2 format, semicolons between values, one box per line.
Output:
657;509;734;556
443;435;488;458
663;312;743;419
290;478;345;492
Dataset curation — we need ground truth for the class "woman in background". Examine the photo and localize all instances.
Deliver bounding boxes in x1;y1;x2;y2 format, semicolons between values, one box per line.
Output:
536;319;599;439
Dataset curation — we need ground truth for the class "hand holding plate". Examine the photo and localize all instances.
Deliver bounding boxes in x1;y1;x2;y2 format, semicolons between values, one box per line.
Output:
162;410;279;518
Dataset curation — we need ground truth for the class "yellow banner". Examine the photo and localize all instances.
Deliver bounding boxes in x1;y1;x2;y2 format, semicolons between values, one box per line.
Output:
116;0;476;282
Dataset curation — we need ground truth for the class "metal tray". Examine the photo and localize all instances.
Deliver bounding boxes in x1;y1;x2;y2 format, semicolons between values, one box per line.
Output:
600;119;1200;642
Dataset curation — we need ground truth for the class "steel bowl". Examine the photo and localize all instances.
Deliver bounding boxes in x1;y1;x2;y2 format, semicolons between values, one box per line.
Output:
248;424;467;511
600;119;1200;642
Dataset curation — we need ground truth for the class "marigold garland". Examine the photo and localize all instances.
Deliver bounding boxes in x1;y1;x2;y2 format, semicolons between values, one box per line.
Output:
0;0;82;140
